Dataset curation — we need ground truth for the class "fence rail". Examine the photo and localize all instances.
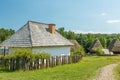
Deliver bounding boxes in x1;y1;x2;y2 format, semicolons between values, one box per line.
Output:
0;55;82;71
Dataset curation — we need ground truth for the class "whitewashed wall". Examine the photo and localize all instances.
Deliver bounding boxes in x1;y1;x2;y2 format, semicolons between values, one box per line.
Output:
8;46;71;56
32;46;71;56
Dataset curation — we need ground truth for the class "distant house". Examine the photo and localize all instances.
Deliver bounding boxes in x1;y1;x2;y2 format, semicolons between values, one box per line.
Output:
108;38;120;54
89;38;103;53
0;21;73;56
69;40;80;52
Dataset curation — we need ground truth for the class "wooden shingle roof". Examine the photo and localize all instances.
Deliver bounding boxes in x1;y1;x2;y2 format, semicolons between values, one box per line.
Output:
0;21;73;47
69;40;80;52
108;38;120;52
89;38;103;52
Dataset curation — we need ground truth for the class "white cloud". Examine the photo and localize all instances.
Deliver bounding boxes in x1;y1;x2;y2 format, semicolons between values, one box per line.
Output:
67;30;115;34
68;30;103;34
101;13;107;16
72;30;94;34
107;19;120;24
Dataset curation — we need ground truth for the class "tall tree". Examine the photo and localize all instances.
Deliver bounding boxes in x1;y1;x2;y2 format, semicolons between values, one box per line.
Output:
0;28;15;43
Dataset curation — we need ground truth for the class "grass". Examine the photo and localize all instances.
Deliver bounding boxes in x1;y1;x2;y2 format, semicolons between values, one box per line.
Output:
0;56;120;80
114;63;120;80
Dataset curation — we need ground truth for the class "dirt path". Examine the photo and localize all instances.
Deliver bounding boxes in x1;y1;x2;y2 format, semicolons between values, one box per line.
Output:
94;64;118;80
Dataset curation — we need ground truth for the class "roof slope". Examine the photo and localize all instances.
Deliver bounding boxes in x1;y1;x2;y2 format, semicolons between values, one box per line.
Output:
69;40;80;52
89;38;103;52
0;23;32;47
0;21;73;47
108;38;120;52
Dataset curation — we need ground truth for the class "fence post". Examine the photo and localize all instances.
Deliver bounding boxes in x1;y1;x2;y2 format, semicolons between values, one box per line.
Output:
10;58;14;71
46;59;49;68
56;56;59;66
50;57;53;67
44;59;46;68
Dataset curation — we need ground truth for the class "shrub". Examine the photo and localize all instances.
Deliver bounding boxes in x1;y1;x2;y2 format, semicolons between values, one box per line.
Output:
12;48;32;60
71;46;85;56
0;55;4;58
4;55;15;60
39;52;50;59
33;52;50;59
4;48;51;61
96;48;104;56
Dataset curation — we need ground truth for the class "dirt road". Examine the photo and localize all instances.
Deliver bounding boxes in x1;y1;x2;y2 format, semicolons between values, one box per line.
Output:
94;64;118;80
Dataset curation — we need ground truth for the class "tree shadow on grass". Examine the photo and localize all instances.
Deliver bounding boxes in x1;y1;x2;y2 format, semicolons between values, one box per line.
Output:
0;68;14;73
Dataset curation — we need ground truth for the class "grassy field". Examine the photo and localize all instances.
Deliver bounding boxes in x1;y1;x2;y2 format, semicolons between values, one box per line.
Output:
114;63;120;80
0;56;120;80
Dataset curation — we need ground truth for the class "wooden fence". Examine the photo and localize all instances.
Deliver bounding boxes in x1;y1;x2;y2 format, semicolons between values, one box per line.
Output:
0;55;82;71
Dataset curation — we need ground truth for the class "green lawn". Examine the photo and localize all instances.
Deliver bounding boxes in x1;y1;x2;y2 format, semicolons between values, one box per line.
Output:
114;63;120;80
0;56;120;80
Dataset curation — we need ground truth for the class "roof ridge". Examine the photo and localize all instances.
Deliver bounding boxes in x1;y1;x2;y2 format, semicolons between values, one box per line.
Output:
28;21;33;47
28;20;48;25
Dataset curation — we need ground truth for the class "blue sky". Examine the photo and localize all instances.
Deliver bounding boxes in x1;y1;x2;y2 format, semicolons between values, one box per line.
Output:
0;0;120;33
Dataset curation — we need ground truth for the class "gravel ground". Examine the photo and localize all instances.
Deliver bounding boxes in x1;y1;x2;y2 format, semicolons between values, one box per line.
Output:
94;64;118;80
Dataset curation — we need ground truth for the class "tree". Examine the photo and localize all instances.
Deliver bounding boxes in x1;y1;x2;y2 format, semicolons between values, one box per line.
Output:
57;27;67;38
0;28;15;43
57;27;120;54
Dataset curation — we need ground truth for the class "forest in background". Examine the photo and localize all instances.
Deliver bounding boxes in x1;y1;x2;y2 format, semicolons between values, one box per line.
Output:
1;27;120;53
57;27;120;52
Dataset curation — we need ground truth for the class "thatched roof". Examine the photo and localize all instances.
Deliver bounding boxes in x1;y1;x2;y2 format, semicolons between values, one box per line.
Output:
0;21;73;47
69;40;80;52
89;38;103;52
108;38;120;52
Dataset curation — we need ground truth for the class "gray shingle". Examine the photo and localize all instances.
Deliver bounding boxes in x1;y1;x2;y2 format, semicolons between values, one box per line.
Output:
0;21;73;47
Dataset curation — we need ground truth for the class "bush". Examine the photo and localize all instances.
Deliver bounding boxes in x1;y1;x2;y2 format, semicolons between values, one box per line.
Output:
3;48;51;61
33;52;50;59
12;48;32;60
39;52;50;59
96;48;104;56
4;55;15;60
0;55;4;58
71;46;85;56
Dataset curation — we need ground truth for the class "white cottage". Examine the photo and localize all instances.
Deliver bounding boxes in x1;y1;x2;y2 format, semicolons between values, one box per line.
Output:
0;21;73;56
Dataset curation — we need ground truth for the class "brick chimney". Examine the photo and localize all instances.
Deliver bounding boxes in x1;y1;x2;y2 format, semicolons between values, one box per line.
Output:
48;24;56;34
